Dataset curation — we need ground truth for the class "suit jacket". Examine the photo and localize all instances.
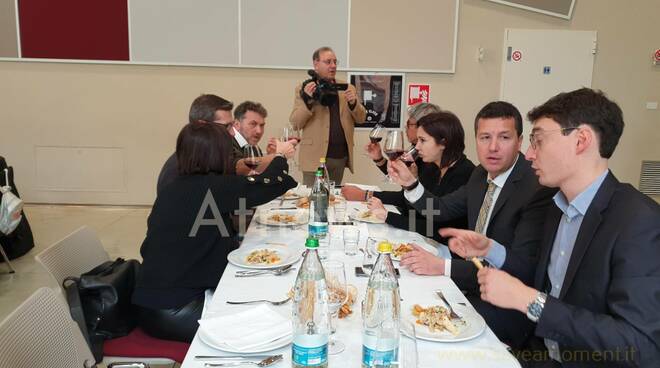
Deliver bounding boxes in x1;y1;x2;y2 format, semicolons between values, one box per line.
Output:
410;153;555;289
289;80;367;173
504;172;660;367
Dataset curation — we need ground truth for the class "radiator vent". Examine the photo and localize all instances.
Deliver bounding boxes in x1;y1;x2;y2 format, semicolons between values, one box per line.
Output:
639;160;660;197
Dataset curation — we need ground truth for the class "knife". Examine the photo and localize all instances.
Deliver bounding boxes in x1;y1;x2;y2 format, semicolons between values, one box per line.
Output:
194;355;274;361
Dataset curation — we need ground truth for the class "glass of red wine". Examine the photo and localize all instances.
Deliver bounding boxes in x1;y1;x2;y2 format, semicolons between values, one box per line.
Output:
282;126;301;167
369;124;384;144
383;130;405;182
243;145;262;176
400;146;418;167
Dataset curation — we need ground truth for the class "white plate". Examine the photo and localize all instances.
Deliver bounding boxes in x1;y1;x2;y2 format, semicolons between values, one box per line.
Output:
402;304;486;343
280;190;303;200
349;210;384;224
227;244;301;270
256;209;308;226
198;328;292;353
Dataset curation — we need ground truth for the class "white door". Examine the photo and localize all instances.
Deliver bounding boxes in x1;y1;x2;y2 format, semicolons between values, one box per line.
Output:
500;29;597;149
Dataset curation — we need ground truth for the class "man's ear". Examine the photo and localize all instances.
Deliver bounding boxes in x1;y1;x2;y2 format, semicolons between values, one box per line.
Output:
575;126;594;155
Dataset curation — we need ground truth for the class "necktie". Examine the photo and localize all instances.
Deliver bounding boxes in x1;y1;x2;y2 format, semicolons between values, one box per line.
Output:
474;180;497;234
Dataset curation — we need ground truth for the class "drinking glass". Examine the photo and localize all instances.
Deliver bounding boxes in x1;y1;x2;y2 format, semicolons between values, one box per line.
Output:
383;130;405;182
323;260;348;354
343;227;360;256
400;146;418;167
282;126;302;167
364;124;385;158
333;198;347;221
243;145;262;176
395;320;419;368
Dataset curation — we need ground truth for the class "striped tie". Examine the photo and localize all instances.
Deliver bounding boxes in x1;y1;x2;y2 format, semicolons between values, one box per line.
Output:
474;180;497;234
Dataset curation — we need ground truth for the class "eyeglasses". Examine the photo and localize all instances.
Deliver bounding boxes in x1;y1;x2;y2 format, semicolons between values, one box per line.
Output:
210;120;234;131
320;59;338;66
528;127;578;150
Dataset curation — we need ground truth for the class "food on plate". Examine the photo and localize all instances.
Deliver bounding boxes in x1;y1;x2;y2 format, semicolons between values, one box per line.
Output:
359;210;373;219
412;304;459;335
245;249;281;265
393;243;414;258
268;213;297;223
283;190;300;199
296;195;338;209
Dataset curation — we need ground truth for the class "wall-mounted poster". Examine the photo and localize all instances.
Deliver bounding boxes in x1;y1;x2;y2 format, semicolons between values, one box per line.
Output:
349;73;405;129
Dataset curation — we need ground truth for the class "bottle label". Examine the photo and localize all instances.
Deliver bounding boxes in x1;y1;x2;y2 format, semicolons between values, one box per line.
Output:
308;223;328;237
362;345;398;367
292;334;328;366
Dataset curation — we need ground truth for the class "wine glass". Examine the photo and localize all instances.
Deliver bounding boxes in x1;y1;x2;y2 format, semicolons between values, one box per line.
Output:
383;130;405;182
400;146;418;167
243;145;262;176
369;124;384;144
282;126;301;167
323;260;348;354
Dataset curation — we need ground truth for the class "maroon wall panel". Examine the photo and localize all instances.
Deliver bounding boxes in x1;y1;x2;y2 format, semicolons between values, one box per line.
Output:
19;0;129;60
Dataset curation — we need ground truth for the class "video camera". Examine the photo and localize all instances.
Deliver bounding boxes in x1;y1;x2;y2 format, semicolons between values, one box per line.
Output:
302;70;349;106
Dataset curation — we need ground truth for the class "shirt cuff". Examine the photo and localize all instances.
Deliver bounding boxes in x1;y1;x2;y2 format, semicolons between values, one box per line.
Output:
404;183;425;203
444;258;452;277
485;239;507;269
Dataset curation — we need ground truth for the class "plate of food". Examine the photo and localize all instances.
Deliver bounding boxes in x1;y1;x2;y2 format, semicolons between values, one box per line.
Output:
228;244;301;270
349;209;384;223
389;242;438;261
256;209;308;226
280;189;303;201
402;303;486;343
295;195;341;209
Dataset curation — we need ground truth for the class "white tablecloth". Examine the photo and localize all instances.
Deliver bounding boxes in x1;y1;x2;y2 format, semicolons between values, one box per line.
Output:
181;200;520;368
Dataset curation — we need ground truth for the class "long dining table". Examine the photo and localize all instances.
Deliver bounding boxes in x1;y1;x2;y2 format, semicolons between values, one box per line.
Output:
181;195;521;368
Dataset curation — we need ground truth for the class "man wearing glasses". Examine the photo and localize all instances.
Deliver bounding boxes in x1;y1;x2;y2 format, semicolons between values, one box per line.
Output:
445;88;660;366
290;46;366;186
156;94;234;194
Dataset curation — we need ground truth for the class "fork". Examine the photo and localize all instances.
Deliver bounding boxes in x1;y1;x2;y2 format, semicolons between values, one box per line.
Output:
435;291;462;320
235;265;294;277
226;297;291;306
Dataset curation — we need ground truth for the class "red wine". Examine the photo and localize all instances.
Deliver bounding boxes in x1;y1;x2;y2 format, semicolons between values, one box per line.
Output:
290;137;301;143
384;149;404;161
244;159;260;170
370;137;382;144
403;159;414;167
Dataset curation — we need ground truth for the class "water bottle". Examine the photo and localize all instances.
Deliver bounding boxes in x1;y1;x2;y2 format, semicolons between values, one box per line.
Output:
318;158;331;188
362;241;401;368
292;237;330;368
308;169;329;239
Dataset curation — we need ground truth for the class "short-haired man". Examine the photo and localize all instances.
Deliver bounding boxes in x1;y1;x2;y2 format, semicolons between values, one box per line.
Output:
156;94;234;194
290;46;367;185
387;101;555;347
232;100;296;175
446;88;660;366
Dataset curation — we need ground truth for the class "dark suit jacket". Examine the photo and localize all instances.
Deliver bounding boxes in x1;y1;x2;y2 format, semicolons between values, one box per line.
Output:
409;153;556;347
504;172;660;367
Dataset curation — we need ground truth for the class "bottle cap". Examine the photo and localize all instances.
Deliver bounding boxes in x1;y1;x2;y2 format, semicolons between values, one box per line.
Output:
377;241;393;253
315;169;323;177
320;157;326;163
305;237;319;248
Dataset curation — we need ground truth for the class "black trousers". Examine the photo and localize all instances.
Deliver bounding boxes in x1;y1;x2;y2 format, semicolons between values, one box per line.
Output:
136;296;204;343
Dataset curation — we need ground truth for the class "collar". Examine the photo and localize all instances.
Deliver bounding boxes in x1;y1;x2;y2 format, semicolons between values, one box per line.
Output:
488;154;519;189
553;169;609;220
233;127;248;148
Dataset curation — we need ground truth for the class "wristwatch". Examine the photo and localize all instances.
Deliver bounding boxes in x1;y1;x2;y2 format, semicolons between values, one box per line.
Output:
403;179;419;191
526;291;547;322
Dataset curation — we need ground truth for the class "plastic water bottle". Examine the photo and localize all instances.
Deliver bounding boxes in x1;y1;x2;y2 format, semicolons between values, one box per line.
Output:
362;241;401;368
292;238;330;368
308;169;329;239
318;157;331;189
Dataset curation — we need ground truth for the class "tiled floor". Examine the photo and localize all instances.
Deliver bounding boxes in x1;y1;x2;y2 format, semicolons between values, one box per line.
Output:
0;204;151;322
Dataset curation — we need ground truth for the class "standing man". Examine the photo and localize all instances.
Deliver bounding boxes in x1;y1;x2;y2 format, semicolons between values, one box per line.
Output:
157;94;234;194
445;88;660;367
290;46;367;186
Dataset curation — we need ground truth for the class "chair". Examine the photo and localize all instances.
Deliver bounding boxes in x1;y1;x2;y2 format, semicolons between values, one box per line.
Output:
0;287;96;368
35;226;190;367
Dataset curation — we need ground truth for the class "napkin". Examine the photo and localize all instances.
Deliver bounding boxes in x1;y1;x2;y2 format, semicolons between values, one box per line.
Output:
198;305;291;351
345;182;382;192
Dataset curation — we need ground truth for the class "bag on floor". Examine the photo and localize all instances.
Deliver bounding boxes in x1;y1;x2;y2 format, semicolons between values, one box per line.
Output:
0;168;23;235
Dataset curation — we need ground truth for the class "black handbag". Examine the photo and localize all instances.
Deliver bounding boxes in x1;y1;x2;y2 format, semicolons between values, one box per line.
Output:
63;258;141;362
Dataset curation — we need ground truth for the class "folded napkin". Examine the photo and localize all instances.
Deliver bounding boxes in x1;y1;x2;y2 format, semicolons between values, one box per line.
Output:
198;305;291;351
345;182;381;192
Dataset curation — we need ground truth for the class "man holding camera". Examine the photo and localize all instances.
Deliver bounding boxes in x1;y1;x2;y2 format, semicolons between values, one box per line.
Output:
290;46;366;186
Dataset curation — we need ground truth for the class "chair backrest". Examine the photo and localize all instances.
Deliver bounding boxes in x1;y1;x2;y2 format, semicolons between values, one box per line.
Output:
0;287;96;368
35;225;111;287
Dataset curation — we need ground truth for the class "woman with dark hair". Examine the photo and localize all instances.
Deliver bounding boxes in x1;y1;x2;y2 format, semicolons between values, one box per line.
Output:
367;111;475;239
132;122;297;342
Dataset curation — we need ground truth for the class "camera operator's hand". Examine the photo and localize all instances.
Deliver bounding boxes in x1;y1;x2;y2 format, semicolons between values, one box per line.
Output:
303;82;317;99
344;89;357;106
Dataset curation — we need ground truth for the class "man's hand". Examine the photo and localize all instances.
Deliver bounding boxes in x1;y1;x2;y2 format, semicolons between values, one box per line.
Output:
388;159;416;187
344;89;357;105
266;138;277;154
341;185;366;201
275;140;296;159
303;82;317;98
477;268;538;313
366;196;387;221
365;142;384;161
440;228;492;259
399;244;445;275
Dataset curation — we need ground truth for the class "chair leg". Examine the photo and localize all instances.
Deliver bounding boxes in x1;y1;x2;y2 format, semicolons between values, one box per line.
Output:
0;243;16;274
